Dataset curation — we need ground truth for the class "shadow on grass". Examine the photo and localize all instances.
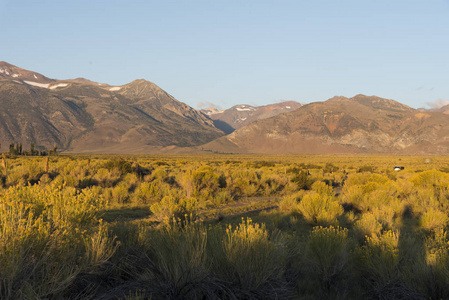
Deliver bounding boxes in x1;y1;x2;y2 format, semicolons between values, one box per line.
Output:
200;197;279;227
101;206;152;223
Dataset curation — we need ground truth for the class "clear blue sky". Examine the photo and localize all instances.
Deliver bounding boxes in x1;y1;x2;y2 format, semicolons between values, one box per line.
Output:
1;0;448;109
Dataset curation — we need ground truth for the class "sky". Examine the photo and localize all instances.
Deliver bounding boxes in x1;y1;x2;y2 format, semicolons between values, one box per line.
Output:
1;0;448;109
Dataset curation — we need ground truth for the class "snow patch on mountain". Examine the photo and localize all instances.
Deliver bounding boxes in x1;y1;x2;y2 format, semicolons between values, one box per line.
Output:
24;81;50;88
0;69;21;78
235;106;255;111
49;83;68;89
109;87;121;91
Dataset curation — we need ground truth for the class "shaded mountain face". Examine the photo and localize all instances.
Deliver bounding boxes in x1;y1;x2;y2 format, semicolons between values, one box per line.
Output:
202;95;449;154
0;79;94;151
201;101;302;134
0;62;224;153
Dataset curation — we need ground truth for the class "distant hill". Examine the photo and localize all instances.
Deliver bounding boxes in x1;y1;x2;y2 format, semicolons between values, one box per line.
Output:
201;94;449;154
0;61;224;153
201;101;302;133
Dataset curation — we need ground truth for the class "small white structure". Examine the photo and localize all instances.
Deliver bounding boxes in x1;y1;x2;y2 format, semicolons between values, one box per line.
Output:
393;166;404;171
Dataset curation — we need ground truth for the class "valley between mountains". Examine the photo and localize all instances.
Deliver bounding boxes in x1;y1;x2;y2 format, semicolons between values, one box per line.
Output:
1;61;449;154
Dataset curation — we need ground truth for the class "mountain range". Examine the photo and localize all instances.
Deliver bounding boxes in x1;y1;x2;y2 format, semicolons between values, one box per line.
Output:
201;101;302;134
202;94;449;154
0;61;223;153
1;61;448;154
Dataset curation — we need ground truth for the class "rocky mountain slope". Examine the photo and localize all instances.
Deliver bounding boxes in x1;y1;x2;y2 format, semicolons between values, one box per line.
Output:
201;101;302;133
202;94;449;154
0;61;224;153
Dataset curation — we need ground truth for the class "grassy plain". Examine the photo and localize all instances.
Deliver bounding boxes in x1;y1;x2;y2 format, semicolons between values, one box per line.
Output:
1;153;449;299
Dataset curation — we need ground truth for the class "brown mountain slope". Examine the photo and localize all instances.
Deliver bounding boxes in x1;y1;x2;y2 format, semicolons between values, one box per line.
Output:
202;101;302;133
202;95;449;154
0;62;224;153
0;61;54;84
68;80;223;152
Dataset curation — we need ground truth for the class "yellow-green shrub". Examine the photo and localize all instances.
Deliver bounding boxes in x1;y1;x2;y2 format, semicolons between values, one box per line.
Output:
303;226;349;289
142;223;209;298
228;169;260;197
422;229;449;299
353;212;383;241
132;182;156;204
425;229;449;268
220;218;285;291
83;223;119;270
260;172;287;196
356;230;399;283
297;191;343;226
212;190;233;206
420;208;449;232
411;170;449;189
311;181;334;197
0;184;112;299
150;196;202;224
191;167;220;197
93;167;121;187
108;181;131;205
343;175;398;213
278;193;301;213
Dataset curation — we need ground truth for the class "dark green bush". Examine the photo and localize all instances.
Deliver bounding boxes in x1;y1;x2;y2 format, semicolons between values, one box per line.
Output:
103;159;133;175
291;171;313;190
